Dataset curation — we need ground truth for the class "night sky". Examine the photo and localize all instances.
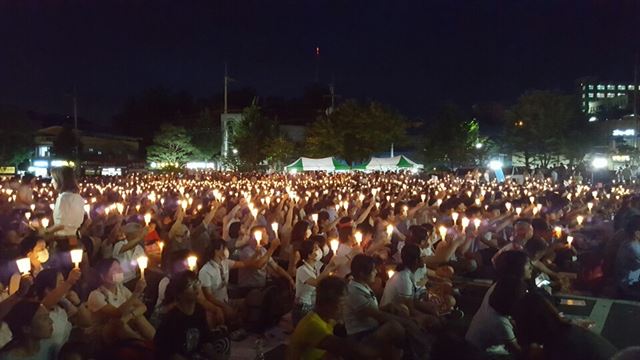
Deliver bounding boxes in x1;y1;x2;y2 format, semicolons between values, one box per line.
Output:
0;0;638;124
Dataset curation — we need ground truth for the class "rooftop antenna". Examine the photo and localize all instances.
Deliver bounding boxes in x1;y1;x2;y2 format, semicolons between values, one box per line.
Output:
224;63;235;114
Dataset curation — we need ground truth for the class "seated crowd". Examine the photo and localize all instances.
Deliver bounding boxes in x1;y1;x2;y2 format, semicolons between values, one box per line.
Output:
0;167;637;359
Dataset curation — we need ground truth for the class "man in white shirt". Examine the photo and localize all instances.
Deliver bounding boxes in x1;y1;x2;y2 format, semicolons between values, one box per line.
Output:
237;226;292;289
112;223;147;284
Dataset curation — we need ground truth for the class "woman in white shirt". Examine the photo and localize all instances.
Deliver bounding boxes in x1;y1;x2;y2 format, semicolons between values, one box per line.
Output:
51;167;85;238
87;258;154;344
292;238;335;326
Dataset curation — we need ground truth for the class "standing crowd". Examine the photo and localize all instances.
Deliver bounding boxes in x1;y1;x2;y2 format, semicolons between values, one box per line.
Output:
0;167;639;359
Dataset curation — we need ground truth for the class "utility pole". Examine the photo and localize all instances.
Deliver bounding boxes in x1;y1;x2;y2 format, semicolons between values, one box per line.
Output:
315;47;320;83
224;63;229;114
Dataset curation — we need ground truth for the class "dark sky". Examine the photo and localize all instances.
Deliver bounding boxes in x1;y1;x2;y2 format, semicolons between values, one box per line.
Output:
0;0;638;124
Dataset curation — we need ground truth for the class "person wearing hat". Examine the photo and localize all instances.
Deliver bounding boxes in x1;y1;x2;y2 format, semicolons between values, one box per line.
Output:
112;222;148;287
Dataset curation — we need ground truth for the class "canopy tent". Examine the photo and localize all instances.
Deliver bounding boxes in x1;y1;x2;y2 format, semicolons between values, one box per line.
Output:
285;157;350;172
355;155;424;171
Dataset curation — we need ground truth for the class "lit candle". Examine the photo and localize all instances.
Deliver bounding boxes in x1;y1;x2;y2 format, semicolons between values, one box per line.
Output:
473;218;481;229
567;236;574;247
554;226;562;238
41;217;49;229
452;212;459;223
515;207;522;216
30;204;35;212
387;269;395;278
181;200;187;211
587;202;593;212
386;224;394;237
254;230;263;242
116;203;124;214
144;213;151;225
505;202;512;211
576;215;584;226
461;217;470;231
355;231;363;246
251;208;258;219
438;226;447;240
24;212;31;220
421;194;426;202
137;256;148;279
70;249;83;269
330;239;339;253
16;257;31;275
311;213;318;223
271;222;279;234
187;255;198;271
158;241;164;252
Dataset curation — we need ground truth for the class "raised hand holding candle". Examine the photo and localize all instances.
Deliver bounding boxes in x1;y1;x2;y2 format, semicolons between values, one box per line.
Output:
354;231;363;246
16;258;31;275
271;222;279;234
137;256;148;279
70;249;83;269
187;255;198;271
330;239;339;253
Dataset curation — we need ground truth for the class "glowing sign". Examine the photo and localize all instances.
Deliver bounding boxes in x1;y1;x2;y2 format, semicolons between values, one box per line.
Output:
612;129;635;136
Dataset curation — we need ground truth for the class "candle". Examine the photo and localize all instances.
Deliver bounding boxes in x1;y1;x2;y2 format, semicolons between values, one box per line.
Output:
567;236;574;246
554;226;562;238
438;226;447;240
116;203;124;214
49;203;54;210
505;202;512;211
24;212;31;220
41;217;49;229
529;196;535;204
330;239;339;253
30;204;35;212
386;224;394;237
311;213;318;223
181;200;187;211
70;249;83;269
254;230;263;242
137;256;148;279
461;217;470;231
158;241;164;252
587;202;593;212
387;269;395;278
144;213;151;225
576;215;584;226
187;255;198;271
473;218;481;229
16;257;31;275
355;231;363;246
251;208;258;219
452;212;459;223
271;222;279;233
421;194;426;202
515;207;522;216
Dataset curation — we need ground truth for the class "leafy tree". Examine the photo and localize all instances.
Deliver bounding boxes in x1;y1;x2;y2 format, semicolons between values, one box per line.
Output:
188;108;221;161
502;91;581;168
0;106;34;168
147;124;197;167
264;135;296;170
305;100;407;165
52;127;82;160
422;104;483;168
232;102;277;170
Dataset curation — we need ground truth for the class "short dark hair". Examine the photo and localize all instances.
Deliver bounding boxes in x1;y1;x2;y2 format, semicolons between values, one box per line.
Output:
95;258;119;280
164;270;198;305
4;301;41;341
316;276;346;307
489;277;526;315
524;237;548;258
298;238;317;262
34;269;60;300
625;215;640;236
350;254;376;279
494;251;530;280
400;243;421;268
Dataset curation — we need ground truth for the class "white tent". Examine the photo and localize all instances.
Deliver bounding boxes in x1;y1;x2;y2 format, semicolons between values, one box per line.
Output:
357;155;423;171
285;157;350;172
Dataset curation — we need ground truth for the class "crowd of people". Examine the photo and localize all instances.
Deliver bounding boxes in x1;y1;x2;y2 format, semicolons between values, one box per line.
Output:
0;166;639;359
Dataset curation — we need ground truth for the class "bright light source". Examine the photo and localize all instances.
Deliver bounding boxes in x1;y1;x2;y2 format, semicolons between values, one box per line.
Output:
612;129;635;136
475;143;483;149
32;160;48;168
232;148;238;154
588;116;597;122
488;160;503;170
591;157;608;169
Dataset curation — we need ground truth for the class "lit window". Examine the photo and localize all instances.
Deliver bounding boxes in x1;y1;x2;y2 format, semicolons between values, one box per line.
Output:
597;93;605;98
618;93;625;97
618;85;626;90
588;93;594;98
588;85;594;90
597;85;605;90
582;94;585;98
607;85;615;90
37;146;49;157
607;93;615;98
630;85;636;90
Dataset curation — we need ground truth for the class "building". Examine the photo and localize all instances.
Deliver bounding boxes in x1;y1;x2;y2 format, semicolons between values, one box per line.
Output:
580;81;639;119
30;126;142;176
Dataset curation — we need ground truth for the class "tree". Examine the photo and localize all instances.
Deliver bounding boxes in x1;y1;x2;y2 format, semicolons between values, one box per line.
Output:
147;124;197;167
232;102;277;170
422;104;483;168
51;127;81;160
0;106;34;168
188;108;221;161
503;91;580;168
305;100;407;165
264;135;296;170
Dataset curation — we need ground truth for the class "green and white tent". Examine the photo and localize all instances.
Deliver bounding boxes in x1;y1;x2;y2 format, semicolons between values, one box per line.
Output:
285;157;350;172
355;155;423;171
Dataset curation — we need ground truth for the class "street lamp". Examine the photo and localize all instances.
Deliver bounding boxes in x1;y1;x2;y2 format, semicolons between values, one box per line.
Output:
488;160;503;171
591;156;608;184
